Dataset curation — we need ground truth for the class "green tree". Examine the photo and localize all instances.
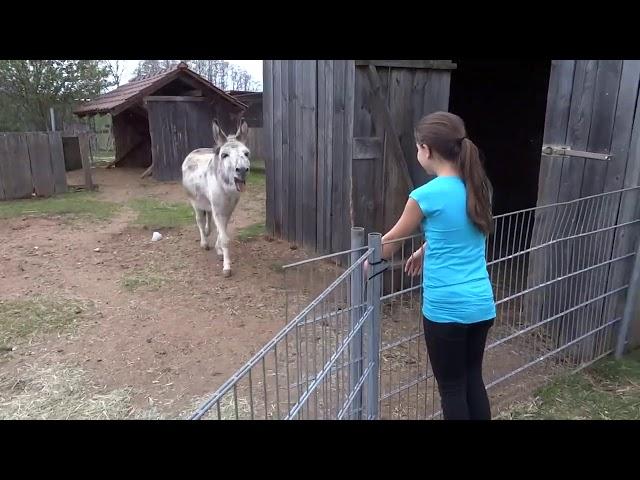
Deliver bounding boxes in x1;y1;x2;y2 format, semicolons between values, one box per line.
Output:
0;60;112;132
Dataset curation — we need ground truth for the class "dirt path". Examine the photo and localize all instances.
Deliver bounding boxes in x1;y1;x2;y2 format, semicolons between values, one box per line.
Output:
0;167;310;418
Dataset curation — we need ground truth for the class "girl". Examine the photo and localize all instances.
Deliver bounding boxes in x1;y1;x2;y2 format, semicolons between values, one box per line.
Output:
369;111;496;420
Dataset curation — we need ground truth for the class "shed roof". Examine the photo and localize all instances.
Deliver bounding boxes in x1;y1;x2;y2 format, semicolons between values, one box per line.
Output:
74;62;247;117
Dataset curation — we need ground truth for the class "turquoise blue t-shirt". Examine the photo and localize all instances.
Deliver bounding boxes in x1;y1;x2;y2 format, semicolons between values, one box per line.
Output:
409;176;496;324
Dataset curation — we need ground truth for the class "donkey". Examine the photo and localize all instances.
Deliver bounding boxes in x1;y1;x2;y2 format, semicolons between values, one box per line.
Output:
182;119;250;277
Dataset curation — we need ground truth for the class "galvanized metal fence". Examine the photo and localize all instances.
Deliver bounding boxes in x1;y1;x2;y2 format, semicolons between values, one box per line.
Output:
190;186;640;420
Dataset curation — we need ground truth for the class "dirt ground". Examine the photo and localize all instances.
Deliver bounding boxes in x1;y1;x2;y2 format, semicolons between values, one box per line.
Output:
0;167;312;418
0;166;586;420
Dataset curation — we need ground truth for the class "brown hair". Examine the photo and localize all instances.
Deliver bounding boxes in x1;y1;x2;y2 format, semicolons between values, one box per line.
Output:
414;111;493;235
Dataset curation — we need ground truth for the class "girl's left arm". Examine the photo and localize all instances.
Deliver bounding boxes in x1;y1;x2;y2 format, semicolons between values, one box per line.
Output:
380;198;424;260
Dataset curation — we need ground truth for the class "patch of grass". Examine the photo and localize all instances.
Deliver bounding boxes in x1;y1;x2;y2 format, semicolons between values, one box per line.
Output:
121;271;167;292
247;170;266;188
129;197;194;229
502;350;640;420
236;222;265;242
0;298;89;351
0;192;118;221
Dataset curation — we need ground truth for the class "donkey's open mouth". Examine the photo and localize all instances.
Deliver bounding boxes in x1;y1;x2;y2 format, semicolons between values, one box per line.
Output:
234;177;246;192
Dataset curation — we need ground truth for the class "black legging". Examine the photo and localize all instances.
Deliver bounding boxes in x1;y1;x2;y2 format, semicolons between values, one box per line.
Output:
423;317;494;420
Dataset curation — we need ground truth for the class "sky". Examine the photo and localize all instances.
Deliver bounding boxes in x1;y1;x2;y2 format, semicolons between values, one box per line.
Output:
119;60;263;89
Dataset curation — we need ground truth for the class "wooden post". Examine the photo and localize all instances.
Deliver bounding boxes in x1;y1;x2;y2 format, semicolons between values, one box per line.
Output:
615;237;640;358
78;133;94;190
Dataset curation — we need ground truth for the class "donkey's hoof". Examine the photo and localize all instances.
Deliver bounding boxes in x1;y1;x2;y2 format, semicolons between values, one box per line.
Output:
223;269;232;278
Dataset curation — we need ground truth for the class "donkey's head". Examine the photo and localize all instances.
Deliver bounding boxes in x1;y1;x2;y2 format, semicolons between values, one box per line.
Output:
212;119;251;193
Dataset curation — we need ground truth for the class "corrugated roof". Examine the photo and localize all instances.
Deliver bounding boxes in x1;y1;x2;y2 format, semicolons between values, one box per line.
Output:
74;62;247;116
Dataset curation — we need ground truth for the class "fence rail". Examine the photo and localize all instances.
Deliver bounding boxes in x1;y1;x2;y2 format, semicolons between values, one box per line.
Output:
191;186;640;420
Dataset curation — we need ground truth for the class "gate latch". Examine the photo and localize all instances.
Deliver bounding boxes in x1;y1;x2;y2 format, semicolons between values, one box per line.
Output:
542;145;612;161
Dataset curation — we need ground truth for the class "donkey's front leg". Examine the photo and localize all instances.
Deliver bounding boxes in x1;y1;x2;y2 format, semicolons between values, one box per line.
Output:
210;208;232;277
193;205;209;250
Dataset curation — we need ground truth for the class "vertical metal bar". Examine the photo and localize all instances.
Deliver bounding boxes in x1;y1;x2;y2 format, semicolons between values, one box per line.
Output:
248;369;254;420
284;331;292;413
233;384;239;420
366;232;383;419
615;237;640;358
274;343;281;420
262;357;268;419
312;303;319;419
321;290;328;419
349;227;365;419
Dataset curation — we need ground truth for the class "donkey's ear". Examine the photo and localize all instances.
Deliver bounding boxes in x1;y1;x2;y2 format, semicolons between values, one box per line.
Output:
235;118;249;144
212;120;227;146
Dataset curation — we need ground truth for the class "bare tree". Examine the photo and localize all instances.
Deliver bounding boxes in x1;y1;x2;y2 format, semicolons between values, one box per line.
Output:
105;60;125;87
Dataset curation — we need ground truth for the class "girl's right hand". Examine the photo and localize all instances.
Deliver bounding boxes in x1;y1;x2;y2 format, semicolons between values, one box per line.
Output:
404;248;424;277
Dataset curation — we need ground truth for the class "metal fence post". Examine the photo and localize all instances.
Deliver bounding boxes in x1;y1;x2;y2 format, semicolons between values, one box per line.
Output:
366;232;383;420
615;236;640;358
349;227;365;419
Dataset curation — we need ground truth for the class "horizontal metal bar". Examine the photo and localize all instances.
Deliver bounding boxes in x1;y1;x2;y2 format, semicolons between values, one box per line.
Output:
285;306;373;420
382;233;424;245
426;318;621;420
542;145;612;161
380;372;433;403
492;185;640;220
282;247;371;270
190;253;372;420
381;245;634;305
381;332;424;353
487;220;640;266
299;302;368;326
485;317;621;391
381;284;422;301
337;362;374;420
494;253;636;306
486;285;628;351
288;356;365;389
379;286;629;405
571;349;615;375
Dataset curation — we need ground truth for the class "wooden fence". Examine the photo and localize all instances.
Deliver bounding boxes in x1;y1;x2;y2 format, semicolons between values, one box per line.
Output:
0;132;68;200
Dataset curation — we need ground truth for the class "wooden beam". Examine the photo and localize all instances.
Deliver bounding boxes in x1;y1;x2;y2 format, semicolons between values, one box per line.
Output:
356;60;457;70
365;64;415;190
78;133;94;191
140;164;153;178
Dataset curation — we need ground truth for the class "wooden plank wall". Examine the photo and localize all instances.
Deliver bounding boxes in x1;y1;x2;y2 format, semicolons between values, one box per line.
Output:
264;60;354;254
529;60;640;360
145;99;221;182
352;65;451;238
245;127;265;161
0;131;67;200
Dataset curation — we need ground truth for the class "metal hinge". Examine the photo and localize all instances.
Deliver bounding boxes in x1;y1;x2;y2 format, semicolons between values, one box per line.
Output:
542;145;612;161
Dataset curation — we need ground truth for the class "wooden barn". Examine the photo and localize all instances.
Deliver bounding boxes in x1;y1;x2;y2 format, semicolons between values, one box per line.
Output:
263;59;640;357
228;90;265;160
74;62;247;181
227;90;263;128
263;60;640;255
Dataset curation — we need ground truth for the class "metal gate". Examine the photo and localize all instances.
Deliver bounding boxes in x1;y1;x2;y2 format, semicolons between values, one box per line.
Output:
190;186;640;420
